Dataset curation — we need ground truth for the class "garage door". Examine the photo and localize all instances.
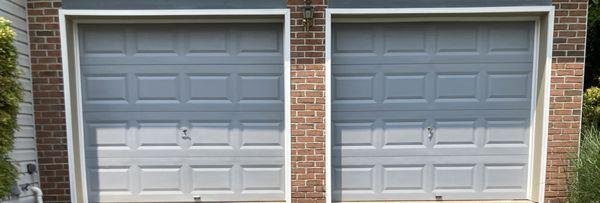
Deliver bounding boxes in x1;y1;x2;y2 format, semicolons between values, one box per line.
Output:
79;23;284;202
332;22;534;201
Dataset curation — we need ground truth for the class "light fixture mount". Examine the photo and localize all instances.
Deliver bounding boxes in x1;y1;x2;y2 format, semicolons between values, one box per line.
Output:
302;0;314;31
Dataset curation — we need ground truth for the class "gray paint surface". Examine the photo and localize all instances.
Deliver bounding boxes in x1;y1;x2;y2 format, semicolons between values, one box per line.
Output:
62;0;285;9
332;22;535;201
79;23;285;202
330;0;550;8
1;0;39;202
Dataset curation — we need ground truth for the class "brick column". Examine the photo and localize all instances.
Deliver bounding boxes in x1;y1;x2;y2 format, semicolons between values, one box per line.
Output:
546;0;588;202
288;0;327;202
27;0;69;202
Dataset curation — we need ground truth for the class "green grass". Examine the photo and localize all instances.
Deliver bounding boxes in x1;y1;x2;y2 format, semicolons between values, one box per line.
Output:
569;125;600;203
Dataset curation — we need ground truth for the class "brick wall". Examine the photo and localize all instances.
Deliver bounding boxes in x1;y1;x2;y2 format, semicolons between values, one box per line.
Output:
25;0;586;202
546;0;588;202
27;0;69;203
289;0;327;202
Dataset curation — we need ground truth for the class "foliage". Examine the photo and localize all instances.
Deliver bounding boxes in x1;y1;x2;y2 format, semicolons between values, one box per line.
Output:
0;17;21;198
569;125;600;203
585;0;600;87
583;87;600;126
0;158;17;198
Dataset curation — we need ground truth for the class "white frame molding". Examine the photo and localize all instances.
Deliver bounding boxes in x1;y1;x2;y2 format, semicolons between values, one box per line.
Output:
325;6;555;203
59;9;292;203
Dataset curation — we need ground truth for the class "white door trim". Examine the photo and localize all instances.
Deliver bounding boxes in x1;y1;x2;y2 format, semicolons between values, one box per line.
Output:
325;6;554;203
59;9;292;203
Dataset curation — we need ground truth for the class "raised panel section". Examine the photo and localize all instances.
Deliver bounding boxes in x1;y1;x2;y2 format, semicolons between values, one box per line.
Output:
190;122;232;147
334;166;375;191
436;73;478;100
135;29;177;54
433;165;475;190
436;26;479;53
241;166;283;191
487;73;530;100
384;28;427;54
383;120;426;148
88;167;130;192
485;119;528;145
137;122;180;148
136;75;179;101
483;164;526;190
139;166;182;192
383;165;425;190
434;120;477;146
239;75;281;101
188;75;231;101
85;75;128;102
241;122;282;147
188;29;227;54
384;74;426;101
79;23;285;202
86;122;129;148
489;25;531;53
191;166;233;191
334;74;375;101
239;30;279;53
334;122;375;147
335;29;375;54
82;28;126;55
331;21;534;201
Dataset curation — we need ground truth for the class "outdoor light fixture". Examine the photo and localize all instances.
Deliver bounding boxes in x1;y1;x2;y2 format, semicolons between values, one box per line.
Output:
302;0;314;31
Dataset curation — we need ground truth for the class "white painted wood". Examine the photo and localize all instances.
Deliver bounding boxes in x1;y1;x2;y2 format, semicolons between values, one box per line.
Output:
325;9;333;203
526;17;542;200
327;6;554;15
60;9;288;16
284;10;292;203
537;8;555;203
59;10;79;203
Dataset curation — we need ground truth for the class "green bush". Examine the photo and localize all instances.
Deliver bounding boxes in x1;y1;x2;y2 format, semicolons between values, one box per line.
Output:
0;18;21;198
569;125;600;203
583;87;600;127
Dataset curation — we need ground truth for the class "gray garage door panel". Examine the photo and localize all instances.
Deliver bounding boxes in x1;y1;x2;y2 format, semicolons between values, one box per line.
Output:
80;23;284;202
332;22;534;201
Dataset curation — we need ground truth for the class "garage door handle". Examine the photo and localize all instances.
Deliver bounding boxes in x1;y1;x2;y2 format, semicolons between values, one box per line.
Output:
427;127;434;140
180;127;190;140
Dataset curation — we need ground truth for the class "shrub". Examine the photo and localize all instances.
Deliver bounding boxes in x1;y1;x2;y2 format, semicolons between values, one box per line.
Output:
583;87;600;127
0;18;21;198
569;125;600;203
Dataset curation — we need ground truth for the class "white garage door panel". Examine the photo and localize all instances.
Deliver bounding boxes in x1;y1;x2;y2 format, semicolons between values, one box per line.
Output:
333;110;531;157
79;23;284;202
332;22;534;201
333;156;528;201
332;63;533;111
84;112;284;157
86;157;284;202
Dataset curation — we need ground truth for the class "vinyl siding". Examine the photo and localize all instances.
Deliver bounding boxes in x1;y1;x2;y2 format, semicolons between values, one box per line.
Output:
1;0;39;202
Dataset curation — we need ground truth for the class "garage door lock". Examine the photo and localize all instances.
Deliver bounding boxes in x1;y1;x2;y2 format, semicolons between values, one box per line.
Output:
193;195;201;202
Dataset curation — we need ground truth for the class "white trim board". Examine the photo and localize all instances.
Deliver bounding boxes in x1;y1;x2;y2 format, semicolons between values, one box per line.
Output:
59;9;292;203
325;6;554;203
